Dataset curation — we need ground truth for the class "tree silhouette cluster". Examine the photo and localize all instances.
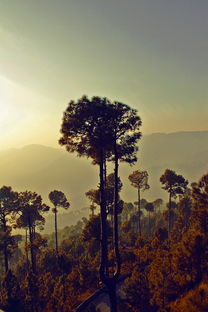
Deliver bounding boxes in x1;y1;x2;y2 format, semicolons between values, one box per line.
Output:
59;96;141;312
0;95;207;312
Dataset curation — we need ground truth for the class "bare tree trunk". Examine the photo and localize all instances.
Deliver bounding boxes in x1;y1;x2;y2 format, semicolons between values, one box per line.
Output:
113;142;121;279
26;228;29;269
111;213;113;228
99;143;120;312
99;149;109;284
3;235;9;273
104;157;107;188
104;142;121;312
168;191;172;238
2;214;9;273
33;225;36;240
138;187;141;237
54;208;58;254
32;225;37;270
28;217;36;274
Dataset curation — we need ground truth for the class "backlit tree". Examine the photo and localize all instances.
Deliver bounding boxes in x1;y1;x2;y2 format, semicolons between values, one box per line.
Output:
49;190;70;254
128;170;149;236
160;169;188;238
16;191;49;274
59;95;141;312
0;186;18;273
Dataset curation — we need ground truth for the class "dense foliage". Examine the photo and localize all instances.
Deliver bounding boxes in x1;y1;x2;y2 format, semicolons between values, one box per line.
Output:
0;170;207;312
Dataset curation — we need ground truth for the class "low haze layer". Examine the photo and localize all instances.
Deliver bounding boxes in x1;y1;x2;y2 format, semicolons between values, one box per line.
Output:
0;131;207;220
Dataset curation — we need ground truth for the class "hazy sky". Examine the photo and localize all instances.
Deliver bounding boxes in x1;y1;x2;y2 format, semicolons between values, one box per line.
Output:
0;0;207;149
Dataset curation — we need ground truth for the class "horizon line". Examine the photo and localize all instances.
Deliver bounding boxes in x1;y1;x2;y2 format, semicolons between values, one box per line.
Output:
1;129;208;152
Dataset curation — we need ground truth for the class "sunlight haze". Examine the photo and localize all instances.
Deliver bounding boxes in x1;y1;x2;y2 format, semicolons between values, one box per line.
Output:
0;0;208;149
0;3;208;309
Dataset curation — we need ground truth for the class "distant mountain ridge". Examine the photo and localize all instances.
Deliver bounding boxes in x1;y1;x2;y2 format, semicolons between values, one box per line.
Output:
0;130;208;231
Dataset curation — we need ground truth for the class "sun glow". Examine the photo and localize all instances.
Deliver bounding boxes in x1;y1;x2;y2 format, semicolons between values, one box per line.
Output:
0;74;60;149
0;76;33;148
0;76;21;128
0;98;21;129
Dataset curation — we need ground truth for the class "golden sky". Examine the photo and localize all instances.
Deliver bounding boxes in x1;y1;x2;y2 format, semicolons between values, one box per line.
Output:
0;0;208;149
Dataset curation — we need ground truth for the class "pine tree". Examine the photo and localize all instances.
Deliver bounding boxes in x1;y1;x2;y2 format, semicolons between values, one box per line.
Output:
128;170;150;237
160;169;188;238
49;190;70;255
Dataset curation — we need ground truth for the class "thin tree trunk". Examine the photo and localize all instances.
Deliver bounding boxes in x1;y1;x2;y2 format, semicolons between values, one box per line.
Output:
168;191;172;238
113;142;121;280
104;157;107;188
28;217;36;274
33;225;36;240
99;149;109;284
26;228;29;269
105;142;121;312
99;144;120;312
3;216;9;273
138;187;141;237
54;208;58;254
32;225;37;270
111;213;113;227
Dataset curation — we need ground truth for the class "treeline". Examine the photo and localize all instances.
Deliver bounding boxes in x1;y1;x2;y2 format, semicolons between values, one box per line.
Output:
0;95;207;312
121;172;208;311
0;169;207;311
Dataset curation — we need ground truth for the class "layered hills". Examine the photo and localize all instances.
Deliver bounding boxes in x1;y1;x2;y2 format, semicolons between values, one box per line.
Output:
1;130;207;232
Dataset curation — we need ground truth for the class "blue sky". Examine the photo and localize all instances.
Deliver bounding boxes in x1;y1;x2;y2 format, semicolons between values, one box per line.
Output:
0;0;207;148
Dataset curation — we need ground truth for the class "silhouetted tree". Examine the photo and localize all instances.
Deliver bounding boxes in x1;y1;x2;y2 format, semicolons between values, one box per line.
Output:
86;173;123;220
160;169;188;238
105;173;123;219
59;96;115;310
140;198;148;210
49;190;70;254
59;95;141;312
128;170;149;236
0;186;18;273
153;198;163;213
145;202;154;238
101;100;141;312
16;191;49;274
191;173;208;234
107;101;141;306
122;202;134;223
85;189;100;210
